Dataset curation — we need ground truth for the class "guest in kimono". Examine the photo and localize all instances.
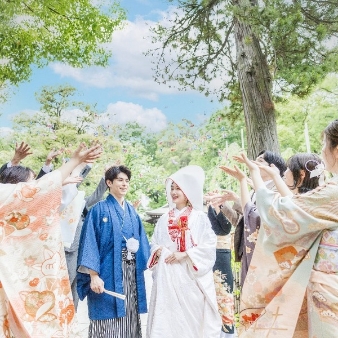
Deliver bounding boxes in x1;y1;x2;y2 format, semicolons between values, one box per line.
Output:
0;165;36;183
61;164;108;310
146;165;221;338
77;165;150;338
0;142;102;338
206;200;235;338
233;127;338;337
213;151;286;287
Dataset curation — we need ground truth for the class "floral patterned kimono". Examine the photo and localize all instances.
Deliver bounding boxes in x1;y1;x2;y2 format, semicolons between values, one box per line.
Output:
0;171;79;338
239;176;338;338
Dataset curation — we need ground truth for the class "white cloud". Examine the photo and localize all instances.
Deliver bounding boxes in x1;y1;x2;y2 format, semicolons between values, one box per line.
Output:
9;109;40;121
0;127;14;137
99;101;167;132
49;6;227;103
61;109;85;124
13;103;166;133
50;17;181;101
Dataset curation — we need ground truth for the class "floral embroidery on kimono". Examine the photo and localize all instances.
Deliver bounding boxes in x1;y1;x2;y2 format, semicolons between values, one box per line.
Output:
239;177;338;338
0;172;80;338
213;270;234;331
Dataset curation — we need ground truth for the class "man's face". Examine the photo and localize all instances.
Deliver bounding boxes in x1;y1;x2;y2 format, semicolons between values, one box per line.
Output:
107;172;129;198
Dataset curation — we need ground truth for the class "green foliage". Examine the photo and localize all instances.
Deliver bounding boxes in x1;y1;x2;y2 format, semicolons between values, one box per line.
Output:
2;75;338;236
149;0;338;113
0;0;125;87
277;74;338;157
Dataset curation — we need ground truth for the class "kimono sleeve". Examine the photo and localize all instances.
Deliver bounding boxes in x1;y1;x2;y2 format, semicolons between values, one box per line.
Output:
136;212;150;270
243;201;261;233
77;205;102;274
147;217;163;269
221;199;242;226
292;177;338;226
186;212;217;277
215;209;232;234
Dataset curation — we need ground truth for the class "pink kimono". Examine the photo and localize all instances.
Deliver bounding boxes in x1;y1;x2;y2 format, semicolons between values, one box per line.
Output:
0;171;78;337
239;176;338;337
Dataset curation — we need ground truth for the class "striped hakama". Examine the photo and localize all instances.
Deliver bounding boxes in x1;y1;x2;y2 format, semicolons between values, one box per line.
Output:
88;250;142;338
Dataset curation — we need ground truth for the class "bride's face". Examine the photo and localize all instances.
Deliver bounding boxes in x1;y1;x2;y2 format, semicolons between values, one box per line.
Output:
170;182;188;210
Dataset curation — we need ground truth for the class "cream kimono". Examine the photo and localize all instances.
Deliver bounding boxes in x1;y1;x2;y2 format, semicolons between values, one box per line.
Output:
0;171;79;338
146;165;221;338
239;176;338;338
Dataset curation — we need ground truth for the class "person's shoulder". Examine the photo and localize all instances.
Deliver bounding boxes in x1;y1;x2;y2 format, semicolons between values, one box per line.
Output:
158;212;169;221
88;199;107;213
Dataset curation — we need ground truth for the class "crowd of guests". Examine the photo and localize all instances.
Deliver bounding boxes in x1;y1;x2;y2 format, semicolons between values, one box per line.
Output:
0;118;337;338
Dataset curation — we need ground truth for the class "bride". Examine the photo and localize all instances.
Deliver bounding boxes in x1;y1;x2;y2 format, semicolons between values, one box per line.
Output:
146;165;221;338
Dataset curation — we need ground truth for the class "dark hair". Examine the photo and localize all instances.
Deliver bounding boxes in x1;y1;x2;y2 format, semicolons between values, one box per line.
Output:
105;165;131;186
286;153;322;194
324;119;338;150
0;166;36;184
257;150;287;177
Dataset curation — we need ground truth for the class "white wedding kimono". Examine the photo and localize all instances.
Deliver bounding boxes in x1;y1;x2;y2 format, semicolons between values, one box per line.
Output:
146;207;221;338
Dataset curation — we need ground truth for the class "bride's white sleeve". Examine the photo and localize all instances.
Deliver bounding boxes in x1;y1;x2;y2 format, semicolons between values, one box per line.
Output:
186;212;217;277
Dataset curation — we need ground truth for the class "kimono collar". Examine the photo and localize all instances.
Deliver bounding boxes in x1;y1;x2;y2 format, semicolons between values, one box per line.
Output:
174;206;188;217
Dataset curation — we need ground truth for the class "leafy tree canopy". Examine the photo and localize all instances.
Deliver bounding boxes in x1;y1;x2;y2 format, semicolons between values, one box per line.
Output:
150;0;338;109
0;0;125;86
2;76;338;214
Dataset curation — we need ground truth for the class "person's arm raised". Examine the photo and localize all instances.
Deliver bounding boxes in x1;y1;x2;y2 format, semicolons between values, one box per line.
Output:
11;141;33;166
56;142;102;183
256;163;293;197
233;153;265;192
220;164;250;213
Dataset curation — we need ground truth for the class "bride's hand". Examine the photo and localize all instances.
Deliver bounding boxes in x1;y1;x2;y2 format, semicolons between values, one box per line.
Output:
165;252;187;264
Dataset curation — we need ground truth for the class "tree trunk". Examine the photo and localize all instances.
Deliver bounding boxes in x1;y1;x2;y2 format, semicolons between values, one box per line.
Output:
233;13;280;159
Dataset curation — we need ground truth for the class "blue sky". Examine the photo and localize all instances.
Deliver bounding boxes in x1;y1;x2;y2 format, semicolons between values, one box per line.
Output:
0;0;222;132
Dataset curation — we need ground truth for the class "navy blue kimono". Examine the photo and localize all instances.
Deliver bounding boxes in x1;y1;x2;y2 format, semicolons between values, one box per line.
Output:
77;194;150;320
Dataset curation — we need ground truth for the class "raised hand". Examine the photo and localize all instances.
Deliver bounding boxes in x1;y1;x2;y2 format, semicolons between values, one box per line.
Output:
132;199;141;210
219;190;239;202
254;162;280;179
45;148;64;166
71;142;103;164
233;153;259;172
11;142;33;165
57;142;103;183
209;192;239;207
220;164;247;181
204;191;219;202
